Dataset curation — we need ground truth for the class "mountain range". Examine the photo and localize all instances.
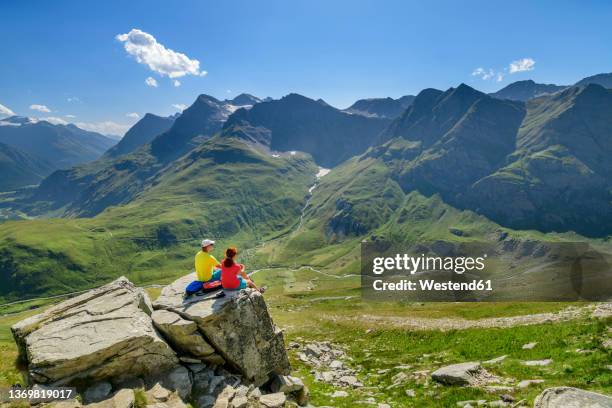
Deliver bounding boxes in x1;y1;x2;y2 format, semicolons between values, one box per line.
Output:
223;93;390;167
1;72;611;301
490;72;612;101
0;117;115;190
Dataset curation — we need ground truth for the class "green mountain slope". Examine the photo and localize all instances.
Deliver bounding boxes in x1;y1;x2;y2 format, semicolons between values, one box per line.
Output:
26;95;235;217
0;136;317;302
0;142;54;191
468;84;612;236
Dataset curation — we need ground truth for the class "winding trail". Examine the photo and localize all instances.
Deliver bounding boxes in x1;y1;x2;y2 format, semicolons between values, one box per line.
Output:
331;303;610;331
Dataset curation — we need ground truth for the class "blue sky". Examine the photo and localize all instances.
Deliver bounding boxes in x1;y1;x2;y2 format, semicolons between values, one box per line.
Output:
0;0;611;135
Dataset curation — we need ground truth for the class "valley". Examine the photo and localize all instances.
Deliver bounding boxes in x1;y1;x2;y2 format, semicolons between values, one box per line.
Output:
0;74;611;407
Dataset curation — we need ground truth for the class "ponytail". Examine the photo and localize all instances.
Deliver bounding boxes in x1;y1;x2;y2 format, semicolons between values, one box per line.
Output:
223;247;238;268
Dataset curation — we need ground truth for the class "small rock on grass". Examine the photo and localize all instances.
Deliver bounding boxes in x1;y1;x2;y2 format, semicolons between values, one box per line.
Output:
331;391;349;398
517;379;545;388
456;400;486;407
483;355;507;364
521;359;552;366
432;362;487;386
522;342;537;350
405;389;416;397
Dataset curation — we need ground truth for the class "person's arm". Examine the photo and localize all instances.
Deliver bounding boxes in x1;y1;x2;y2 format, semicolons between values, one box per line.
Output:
238;264;258;289
212;255;221;269
239;264;248;279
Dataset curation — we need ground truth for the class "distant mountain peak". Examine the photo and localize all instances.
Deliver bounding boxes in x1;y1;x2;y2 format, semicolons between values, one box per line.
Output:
229;93;262;106
490;80;568;101
344;94;416;119
195;94;222;105
105;113;175;158
575;72;612;89
452;83;484;98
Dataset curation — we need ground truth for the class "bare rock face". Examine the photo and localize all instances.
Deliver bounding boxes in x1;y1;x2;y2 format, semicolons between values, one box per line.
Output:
153;274;291;386
152;309;222;364
534;386;612;408
11;277;178;385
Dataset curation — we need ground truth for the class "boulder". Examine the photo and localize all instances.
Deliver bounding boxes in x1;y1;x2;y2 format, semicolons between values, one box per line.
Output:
153;274;290;386
84;382;113;403
11;277;178;385
270;375;304;393
151;310;217;359
259;392;287;408
230;396;248;408
86;389;135;408
534;386;612;407
431;362;493;386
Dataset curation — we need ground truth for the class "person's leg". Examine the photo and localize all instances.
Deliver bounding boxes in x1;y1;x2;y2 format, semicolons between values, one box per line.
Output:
210;268;222;281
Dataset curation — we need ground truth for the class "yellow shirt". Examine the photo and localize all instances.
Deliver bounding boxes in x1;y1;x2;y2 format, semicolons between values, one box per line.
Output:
195;251;219;281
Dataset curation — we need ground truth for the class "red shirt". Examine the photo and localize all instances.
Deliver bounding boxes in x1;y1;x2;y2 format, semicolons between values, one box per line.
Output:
221;262;244;289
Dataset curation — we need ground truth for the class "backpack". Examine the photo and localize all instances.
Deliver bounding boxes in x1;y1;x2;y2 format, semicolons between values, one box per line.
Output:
185;279;222;296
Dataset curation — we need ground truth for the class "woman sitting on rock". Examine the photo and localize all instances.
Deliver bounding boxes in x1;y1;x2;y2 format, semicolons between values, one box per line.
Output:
221;247;263;292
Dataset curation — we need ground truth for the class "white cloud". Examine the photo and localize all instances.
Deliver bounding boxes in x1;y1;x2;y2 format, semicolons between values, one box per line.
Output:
116;29;207;80
145;76;158;87
126;112;140;119
172;103;187;111
0;103;15;117
41;116;68;125
75;121;131;136
472;67;496;80
471;57;535;82
67;96;80;103
509;58;535;74
30;104;51;113
173;79;181;87
65;114;77;118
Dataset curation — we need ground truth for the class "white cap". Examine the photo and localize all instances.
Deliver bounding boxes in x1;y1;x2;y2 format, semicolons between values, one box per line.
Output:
201;239;215;247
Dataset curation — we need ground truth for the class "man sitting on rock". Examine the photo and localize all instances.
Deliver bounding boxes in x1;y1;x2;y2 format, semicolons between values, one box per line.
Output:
185;239;222;297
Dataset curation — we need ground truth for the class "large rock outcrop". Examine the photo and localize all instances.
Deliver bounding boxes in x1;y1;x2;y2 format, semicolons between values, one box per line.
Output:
12;274;298;407
153;273;291;386
11;277;178;385
534;386;612;408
